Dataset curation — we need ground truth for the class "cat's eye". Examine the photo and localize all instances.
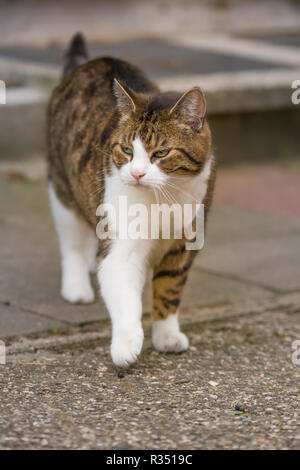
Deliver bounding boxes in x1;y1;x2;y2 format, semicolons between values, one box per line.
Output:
153;149;169;158
121;145;133;156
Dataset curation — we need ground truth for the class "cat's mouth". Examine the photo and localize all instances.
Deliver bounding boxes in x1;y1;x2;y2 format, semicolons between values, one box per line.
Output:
123;179;149;189
131;181;149;190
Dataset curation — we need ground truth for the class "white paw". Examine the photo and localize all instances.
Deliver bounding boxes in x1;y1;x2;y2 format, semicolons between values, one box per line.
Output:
111;326;144;367
152;313;189;353
153;330;189;353
61;280;95;304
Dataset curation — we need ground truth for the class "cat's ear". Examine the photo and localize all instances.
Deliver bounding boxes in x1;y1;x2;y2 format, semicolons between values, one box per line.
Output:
169;87;206;131
113;78;141;114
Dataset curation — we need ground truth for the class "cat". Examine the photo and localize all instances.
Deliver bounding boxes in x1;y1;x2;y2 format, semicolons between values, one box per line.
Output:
47;33;216;367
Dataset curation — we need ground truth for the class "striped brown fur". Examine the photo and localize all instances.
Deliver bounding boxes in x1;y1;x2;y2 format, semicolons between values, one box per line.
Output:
47;35;216;346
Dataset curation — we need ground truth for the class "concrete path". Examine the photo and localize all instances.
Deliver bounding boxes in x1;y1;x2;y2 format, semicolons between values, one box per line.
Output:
1;303;299;449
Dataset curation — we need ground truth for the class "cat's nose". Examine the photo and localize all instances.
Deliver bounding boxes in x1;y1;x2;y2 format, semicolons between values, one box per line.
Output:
131;169;146;181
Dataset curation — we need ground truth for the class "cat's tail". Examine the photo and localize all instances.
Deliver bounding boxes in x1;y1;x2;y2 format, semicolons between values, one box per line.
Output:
63;33;88;77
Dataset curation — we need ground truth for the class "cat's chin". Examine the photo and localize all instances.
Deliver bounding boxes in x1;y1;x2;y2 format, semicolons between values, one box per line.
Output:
123;181;150;190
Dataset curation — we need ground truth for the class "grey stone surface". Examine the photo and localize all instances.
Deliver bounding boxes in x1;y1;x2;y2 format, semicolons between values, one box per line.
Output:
0;100;46;159
0;173;107;326
181;267;272;306
0;303;64;338
0;221;107;325
196;204;300;291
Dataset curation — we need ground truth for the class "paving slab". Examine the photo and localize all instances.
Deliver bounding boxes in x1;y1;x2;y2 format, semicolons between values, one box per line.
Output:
203;204;300;244
198;231;300;292
0;221;107;326
0;303;64;337
196;203;300;288
0;98;46;159
214;163;300;218
181;267;272;307
195;195;300;292
0;173;107;326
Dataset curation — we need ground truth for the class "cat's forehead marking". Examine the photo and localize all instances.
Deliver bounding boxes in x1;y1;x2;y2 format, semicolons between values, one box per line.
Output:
132;136;148;161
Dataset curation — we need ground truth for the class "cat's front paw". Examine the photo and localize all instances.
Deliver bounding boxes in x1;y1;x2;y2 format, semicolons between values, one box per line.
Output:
61;280;95;304
111;326;144;367
152;314;189;353
153;330;189;353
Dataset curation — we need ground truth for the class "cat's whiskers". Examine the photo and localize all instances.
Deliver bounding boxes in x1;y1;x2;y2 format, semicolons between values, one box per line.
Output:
165;184;181;204
91;173;118;193
90;186;106;198
157;185;173;205
152;187;159;206
90;174;120;198
165;181;199;203
95;168;113;178
161;185;177;205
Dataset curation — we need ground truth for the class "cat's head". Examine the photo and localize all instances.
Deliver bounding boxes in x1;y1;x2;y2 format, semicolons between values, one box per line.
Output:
111;79;211;188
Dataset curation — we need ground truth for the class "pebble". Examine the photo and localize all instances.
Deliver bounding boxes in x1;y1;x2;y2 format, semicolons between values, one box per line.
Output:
235;405;246;412
209;381;219;387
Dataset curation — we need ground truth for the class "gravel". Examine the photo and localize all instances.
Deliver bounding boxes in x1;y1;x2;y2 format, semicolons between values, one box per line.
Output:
0;308;299;450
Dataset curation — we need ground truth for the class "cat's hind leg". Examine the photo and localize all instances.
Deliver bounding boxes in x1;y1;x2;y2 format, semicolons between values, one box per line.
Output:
152;242;197;352
152;311;188;353
49;183;98;304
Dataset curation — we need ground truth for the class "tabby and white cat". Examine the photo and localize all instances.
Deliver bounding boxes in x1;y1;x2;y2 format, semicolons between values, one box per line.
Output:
47;34;216;367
